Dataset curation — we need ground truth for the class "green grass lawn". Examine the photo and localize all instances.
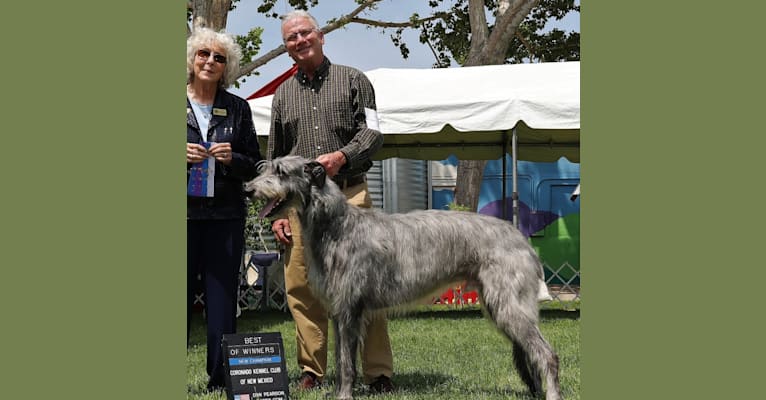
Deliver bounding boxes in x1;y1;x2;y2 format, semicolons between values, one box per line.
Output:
187;305;580;399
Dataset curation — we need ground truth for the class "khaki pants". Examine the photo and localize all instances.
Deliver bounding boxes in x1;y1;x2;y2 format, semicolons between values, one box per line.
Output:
285;182;393;383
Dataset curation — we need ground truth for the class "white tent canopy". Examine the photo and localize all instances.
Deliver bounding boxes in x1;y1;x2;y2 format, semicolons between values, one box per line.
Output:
249;61;579;162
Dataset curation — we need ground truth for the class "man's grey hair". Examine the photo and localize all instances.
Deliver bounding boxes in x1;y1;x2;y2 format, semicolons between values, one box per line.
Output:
186;27;242;89
280;9;321;39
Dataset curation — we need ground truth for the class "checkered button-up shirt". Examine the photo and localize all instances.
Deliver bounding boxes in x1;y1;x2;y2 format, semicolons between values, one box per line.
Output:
267;57;383;178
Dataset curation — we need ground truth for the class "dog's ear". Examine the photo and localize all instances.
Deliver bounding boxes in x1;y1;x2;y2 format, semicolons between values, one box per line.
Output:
304;161;326;189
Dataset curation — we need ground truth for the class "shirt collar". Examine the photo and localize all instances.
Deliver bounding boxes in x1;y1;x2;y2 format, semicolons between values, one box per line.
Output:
296;57;331;85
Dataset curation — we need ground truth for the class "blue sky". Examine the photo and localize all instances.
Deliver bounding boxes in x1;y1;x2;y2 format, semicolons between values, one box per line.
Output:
225;0;579;99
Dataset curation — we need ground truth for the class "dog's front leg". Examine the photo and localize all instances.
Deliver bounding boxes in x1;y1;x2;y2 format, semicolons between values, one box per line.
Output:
333;312;361;400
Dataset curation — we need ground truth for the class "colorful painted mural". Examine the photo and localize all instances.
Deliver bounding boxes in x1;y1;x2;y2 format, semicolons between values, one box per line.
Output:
431;155;580;286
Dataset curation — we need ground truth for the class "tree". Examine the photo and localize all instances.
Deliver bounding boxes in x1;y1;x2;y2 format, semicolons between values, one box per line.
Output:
188;0;231;31
400;0;580;210
187;0;580;212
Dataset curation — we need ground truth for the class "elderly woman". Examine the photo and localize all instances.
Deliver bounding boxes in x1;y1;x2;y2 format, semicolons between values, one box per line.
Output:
186;27;263;392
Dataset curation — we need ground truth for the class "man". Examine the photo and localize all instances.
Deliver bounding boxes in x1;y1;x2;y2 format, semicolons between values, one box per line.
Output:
267;10;394;393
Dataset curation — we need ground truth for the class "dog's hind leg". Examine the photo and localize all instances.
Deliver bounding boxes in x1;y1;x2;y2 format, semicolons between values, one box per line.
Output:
482;284;562;400
525;327;561;400
332;308;364;400
512;339;543;397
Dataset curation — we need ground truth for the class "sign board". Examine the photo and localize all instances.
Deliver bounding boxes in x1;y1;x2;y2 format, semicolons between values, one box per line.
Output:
222;332;290;400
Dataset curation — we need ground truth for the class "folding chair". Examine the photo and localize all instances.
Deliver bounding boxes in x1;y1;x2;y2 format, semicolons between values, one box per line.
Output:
238;225;281;314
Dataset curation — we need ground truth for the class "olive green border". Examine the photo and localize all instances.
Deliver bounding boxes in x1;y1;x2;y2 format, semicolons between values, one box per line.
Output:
4;2;184;399
582;3;671;398
9;1;763;399
583;2;765;399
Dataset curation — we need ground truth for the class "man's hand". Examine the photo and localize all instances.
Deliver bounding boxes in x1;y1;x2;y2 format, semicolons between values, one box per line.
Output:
316;151;347;178
272;218;292;245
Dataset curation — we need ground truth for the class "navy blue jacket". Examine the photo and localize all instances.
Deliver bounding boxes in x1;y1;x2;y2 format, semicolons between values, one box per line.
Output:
187;90;263;220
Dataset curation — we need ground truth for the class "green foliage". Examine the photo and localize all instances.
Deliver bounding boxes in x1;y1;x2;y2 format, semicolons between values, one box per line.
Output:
447;202;472;212
245;0;579;67
233;27;264;87
507;0;581;63
409;0;580;67
391;28;410;60
236;27;264;64
187;307;580;399
257;0;318;19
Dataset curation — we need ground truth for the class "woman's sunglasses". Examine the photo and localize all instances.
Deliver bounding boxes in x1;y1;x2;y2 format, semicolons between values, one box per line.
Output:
196;49;227;64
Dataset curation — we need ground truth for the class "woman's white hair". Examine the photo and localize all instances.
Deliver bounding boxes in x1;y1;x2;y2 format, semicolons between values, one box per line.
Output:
186;27;242;89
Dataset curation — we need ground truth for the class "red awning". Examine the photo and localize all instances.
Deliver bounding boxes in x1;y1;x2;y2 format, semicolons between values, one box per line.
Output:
245;64;299;100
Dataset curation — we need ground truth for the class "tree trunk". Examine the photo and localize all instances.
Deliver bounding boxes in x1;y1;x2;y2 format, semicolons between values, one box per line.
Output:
453;159;486;211
453;0;539;214
191;0;231;31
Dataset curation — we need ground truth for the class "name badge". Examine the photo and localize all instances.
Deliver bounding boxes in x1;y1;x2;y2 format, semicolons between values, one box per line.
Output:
213;108;227;116
187;107;191;114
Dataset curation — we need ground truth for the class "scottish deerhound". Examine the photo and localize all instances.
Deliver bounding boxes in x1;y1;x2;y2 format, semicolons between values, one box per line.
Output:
245;156;562;400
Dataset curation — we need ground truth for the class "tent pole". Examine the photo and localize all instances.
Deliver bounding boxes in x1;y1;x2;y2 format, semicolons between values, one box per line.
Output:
502;132;507;221
512;128;519;228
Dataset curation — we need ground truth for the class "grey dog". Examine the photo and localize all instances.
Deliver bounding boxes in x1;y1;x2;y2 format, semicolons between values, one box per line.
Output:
245;156;562;400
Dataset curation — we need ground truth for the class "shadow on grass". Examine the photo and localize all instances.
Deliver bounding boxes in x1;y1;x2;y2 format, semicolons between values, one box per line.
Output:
390;307;486;320
541;309;580;319
386;371;532;398
314;371;534;399
389;306;580;321
236;309;293;328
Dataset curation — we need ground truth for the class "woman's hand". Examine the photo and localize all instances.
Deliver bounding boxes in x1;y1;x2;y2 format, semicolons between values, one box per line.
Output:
187;143;209;164
209;142;233;165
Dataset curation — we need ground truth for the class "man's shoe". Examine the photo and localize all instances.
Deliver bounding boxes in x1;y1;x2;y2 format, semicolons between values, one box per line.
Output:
368;375;394;394
297;371;321;390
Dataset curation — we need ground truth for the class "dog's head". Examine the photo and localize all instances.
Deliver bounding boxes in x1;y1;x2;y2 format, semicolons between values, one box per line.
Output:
244;156;328;219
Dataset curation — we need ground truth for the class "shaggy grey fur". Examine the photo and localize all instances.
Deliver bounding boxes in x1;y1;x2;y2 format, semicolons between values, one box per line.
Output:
245;156;562;400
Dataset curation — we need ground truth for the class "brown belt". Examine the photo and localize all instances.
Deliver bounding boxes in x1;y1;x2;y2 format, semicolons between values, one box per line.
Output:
332;174;366;189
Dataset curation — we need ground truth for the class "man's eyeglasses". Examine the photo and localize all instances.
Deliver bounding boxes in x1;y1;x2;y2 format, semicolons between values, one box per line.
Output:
284;29;316;43
196;49;227;64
